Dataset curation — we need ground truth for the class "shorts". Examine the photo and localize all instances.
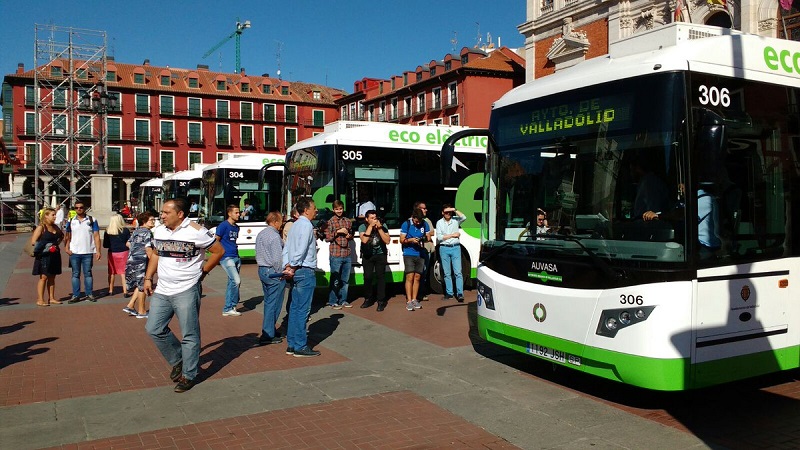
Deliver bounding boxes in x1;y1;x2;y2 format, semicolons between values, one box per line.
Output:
403;255;425;274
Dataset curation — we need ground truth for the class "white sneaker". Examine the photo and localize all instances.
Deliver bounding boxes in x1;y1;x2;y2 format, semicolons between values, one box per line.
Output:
222;309;242;316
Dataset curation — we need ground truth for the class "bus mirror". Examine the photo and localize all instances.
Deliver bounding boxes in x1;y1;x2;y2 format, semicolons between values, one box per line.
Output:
441;128;492;184
258;161;287;190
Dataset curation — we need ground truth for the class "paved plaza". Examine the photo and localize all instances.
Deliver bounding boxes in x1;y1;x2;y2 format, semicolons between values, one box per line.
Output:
1;231;800;449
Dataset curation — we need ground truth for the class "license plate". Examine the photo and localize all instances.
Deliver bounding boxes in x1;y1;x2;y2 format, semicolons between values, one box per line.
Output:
527;343;581;366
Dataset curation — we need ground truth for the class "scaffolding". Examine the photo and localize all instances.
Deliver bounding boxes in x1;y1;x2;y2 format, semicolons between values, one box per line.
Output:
32;24;108;222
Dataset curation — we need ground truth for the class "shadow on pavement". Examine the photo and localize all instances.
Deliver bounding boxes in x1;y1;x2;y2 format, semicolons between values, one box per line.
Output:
240;295;263;312
0;336;58;369
0;320;34;335
435;302;468;317
0;297;20;307
308;313;343;346
198;333;259;382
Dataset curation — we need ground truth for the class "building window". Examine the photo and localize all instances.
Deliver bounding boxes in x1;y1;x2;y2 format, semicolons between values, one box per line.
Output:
445;61;451;71
188;151;202;166
241;102;253;120
51;66;62;77
134;72;145;84
403;73;408;85
52;144;67;165
54;88;66;108
263;103;276;121
160;95;174;115
241;125;254;147
106;71;116;82
313;110;324;127
25;112;36;134
78;145;93;168
368;105;375;122
135;94;149;114
188;77;199;88
107;147;121;171
217;124;230;145
25;85;35;106
450;115;459;126
285;105;297;123
391;79;395;90
432;88;441;110
25;144;38;169
188;98;201;117
417;92;425;113
447;82;458;106
281;86;289;95
416;72;422;82
160;75;170;86
160;121;175;142
135;119;150;141
313;90;321;100
391;98;398;120
135;148;150;171
188;122;202;144
263;127;276;147
241;82;250;93
430;67;436;76
160;150;174;172
417;121;427;126
52;115;67;136
433;118;443;125
108;92;122;112
216;99;229;119
262;84;271;94
379;101;386;121
461;55;468;65
217;80;226;91
285;128;297;148
404;97;412;117
107;117;121;140
78;115;92;137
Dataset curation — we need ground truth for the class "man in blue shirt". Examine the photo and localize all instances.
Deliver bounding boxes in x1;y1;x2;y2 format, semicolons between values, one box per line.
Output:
216;205;241;316
698;185;721;258
400;208;429;312
281;198;321;357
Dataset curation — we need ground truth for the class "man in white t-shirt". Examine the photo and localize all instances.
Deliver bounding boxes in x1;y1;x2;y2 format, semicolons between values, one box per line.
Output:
144;198;225;393
64;201;101;303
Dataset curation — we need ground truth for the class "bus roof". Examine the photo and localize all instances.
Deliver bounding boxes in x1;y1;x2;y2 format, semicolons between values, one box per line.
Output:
201;153;285;172
286;121;485;154
140;178;163;187
166;168;206;181
495;23;800;109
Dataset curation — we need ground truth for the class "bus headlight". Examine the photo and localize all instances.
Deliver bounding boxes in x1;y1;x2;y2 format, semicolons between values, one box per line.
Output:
596;306;656;338
477;281;495;310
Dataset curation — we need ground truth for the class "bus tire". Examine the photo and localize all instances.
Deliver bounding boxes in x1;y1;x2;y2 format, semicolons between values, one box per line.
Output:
428;252;444;295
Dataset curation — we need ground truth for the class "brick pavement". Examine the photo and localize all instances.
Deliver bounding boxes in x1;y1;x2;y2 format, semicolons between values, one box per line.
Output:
9;230;795;448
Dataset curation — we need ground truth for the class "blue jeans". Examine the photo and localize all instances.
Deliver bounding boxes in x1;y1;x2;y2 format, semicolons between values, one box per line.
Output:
70;253;94;298
439;245;463;297
327;256;351;306
220;256;241;311
259;266;286;338
145;283;202;380
288;267;315;350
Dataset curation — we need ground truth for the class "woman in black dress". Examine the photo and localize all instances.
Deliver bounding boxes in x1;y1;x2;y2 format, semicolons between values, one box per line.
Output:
31;207;63;306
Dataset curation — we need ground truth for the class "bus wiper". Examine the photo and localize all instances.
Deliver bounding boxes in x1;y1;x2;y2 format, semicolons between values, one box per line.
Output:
545;233;624;281
481;241;510;263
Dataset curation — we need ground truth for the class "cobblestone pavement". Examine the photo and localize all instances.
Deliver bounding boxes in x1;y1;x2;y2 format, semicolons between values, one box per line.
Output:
2;231;798;449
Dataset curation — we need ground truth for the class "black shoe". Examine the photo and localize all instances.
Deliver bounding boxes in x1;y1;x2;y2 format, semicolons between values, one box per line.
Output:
67;296;81;304
285;347;295;355
86;295;97;302
456;295;465;303
443;295;454;301
293;346;321;357
169;361;183;382
174;376;196;393
255;334;284;346
376;301;387;312
360;299;375;309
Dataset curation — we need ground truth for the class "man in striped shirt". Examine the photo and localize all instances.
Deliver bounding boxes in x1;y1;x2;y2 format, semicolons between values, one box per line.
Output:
254;211;286;346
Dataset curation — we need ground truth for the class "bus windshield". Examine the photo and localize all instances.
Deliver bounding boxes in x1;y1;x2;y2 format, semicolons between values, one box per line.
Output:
490;72;688;263
202;168;281;227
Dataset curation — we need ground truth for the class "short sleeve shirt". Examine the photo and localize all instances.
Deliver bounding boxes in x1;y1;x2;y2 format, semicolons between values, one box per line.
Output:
65;216;100;254
153;218;216;296
215;220;240;258
400;219;429;257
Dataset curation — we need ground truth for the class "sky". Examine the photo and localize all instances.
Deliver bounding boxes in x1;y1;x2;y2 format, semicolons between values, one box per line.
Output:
0;0;526;93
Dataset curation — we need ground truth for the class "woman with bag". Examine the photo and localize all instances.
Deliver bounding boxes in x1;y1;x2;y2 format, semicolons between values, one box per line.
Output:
31;207;64;306
103;214;130;296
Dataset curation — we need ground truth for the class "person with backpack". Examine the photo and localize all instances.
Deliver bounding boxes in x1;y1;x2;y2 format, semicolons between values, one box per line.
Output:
358;210;390;311
65;201;101;303
31;207;64;306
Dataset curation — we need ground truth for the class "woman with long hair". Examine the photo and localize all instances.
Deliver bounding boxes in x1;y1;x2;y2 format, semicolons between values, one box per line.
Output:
103;214;131;296
31;207;64;306
123;211;155;318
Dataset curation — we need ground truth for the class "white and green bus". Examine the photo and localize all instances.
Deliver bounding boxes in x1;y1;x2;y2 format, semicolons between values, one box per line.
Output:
283;121;487;291
161;165;207;219
442;23;800;391
200;153;285;258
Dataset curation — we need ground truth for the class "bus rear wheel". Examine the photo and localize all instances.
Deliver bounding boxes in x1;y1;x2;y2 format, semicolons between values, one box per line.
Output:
428;249;472;294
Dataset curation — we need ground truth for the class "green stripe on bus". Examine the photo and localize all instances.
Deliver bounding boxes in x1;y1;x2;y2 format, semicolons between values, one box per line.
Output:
478;316;799;391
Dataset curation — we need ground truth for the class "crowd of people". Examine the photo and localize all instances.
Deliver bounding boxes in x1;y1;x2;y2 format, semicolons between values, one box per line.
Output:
27;197;468;392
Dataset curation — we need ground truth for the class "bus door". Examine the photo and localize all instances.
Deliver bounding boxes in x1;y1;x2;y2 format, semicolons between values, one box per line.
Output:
348;166;400;266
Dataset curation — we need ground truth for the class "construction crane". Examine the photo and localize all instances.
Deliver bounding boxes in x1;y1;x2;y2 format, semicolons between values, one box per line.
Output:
202;19;251;73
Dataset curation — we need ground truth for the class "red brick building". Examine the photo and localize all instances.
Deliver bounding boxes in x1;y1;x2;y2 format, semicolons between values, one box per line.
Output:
337;46;525;128
1;58;344;201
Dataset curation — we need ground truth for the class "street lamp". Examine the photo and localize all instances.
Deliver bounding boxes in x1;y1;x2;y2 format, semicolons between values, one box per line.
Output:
81;83;117;174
